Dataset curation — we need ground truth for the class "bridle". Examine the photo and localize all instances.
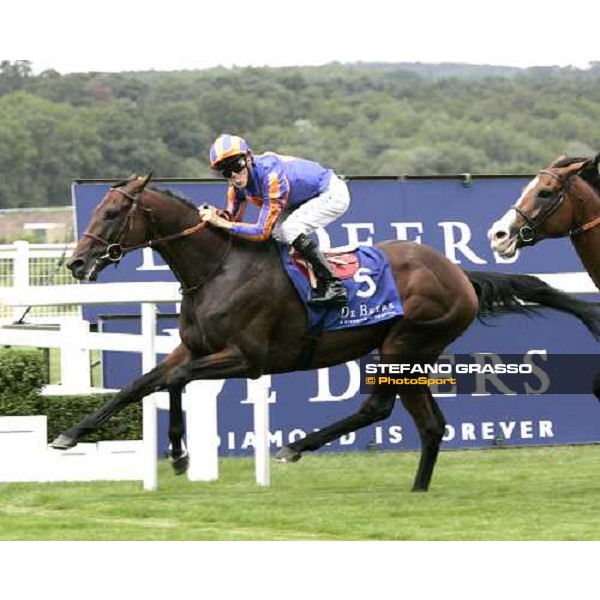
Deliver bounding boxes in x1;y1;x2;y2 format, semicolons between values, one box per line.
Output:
84;187;160;262
512;166;600;246
84;186;232;294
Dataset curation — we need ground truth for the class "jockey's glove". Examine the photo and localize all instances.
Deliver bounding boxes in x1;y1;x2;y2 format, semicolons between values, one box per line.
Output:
199;206;233;230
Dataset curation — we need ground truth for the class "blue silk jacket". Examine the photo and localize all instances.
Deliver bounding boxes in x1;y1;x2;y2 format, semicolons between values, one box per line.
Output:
226;152;333;241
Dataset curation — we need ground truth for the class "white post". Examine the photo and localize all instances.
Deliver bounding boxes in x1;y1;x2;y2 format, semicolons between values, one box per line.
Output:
247;376;272;486
59;319;91;390
12;241;30;322
141;302;158;491
185;380;221;481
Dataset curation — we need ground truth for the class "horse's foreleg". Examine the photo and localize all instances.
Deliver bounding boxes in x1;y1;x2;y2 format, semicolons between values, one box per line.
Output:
51;344;191;449
165;345;251;476
168;383;189;475
160;344;260;475
276;390;397;463
165;344;260;387
399;388;446;492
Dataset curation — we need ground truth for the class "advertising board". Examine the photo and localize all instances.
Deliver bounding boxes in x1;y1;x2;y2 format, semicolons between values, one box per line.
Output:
72;176;600;454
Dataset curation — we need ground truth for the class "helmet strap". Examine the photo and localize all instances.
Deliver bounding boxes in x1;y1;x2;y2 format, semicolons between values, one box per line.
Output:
245;154;254;186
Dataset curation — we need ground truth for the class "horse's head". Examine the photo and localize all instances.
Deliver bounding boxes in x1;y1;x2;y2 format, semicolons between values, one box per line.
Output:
488;154;600;258
68;173;154;281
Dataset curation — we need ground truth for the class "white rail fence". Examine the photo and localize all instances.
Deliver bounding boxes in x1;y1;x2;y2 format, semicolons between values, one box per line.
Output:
0;281;271;489
0;252;598;489
0;240;79;322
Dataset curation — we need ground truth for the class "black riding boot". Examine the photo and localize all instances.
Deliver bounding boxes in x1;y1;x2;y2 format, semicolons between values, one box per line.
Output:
292;234;348;308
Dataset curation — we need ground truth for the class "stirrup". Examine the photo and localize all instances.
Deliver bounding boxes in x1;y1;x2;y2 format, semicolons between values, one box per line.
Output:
308;284;348;308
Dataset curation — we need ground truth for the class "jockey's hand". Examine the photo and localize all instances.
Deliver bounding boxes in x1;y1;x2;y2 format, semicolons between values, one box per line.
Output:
198;206;214;220
199;206;232;229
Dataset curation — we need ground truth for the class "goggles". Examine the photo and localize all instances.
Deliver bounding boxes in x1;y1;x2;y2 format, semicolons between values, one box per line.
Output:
215;155;247;178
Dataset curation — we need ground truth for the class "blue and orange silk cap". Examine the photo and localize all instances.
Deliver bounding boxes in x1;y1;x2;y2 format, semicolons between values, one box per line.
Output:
209;134;250;168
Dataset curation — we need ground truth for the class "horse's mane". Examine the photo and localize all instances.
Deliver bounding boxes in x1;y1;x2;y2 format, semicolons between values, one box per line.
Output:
111;177;199;212
149;186;199;211
552;156;589;168
580;168;600;197
553;155;600;197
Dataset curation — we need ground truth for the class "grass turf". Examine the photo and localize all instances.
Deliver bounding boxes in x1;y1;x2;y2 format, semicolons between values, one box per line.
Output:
0;444;599;540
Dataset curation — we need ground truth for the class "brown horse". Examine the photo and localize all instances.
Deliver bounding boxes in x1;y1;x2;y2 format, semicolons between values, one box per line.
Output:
488;154;600;283
488;153;600;397
51;174;600;491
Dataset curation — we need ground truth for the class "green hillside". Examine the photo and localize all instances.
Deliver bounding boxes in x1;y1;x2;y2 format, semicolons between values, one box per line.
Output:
2;59;600;207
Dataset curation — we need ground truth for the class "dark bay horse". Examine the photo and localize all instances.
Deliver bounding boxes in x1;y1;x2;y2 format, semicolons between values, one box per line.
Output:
488;152;600;398
52;174;600;491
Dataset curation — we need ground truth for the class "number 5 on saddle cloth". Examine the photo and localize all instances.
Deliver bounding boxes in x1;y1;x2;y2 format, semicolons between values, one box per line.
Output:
280;244;403;332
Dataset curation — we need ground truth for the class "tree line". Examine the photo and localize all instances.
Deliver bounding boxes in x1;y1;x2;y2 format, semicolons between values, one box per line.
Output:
1;59;600;208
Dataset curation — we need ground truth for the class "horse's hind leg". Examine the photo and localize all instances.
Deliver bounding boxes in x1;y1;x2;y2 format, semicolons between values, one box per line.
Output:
276;381;446;492
399;387;446;492
276;388;398;462
593;369;600;400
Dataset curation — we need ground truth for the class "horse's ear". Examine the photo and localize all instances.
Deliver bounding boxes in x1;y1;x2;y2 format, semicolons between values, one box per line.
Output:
139;172;153;191
594;153;600;173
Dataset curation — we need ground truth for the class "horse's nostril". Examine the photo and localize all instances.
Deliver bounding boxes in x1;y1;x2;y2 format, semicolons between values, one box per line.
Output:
494;231;507;241
67;259;83;272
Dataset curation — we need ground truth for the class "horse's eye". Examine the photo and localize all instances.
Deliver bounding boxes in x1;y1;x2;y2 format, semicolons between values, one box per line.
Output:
538;189;554;199
105;209;120;220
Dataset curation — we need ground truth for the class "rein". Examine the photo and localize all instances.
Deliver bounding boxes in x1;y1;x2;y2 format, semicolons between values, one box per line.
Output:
178;232;233;296
86;187;231;294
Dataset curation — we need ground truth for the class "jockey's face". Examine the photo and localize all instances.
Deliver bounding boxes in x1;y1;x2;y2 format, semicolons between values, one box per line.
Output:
228;155;251;189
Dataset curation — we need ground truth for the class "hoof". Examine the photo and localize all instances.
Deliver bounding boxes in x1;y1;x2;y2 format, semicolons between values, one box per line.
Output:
169;450;189;476
50;434;77;450
275;446;302;463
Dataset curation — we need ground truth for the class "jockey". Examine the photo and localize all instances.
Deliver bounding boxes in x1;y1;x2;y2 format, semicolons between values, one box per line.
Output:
201;133;350;308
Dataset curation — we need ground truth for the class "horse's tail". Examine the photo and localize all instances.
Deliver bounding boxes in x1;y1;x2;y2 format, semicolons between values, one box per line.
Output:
464;270;600;340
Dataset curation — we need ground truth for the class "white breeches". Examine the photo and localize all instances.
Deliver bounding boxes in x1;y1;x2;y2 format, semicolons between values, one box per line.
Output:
272;174;350;244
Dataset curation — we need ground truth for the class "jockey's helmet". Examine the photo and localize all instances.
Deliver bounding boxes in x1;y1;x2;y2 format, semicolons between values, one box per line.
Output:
209;134;250;168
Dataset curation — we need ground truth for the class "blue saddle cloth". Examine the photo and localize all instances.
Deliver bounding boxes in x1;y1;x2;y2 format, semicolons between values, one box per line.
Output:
278;243;403;331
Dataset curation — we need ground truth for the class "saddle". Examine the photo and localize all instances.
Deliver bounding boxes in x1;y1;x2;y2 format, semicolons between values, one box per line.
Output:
279;242;403;333
290;248;359;287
